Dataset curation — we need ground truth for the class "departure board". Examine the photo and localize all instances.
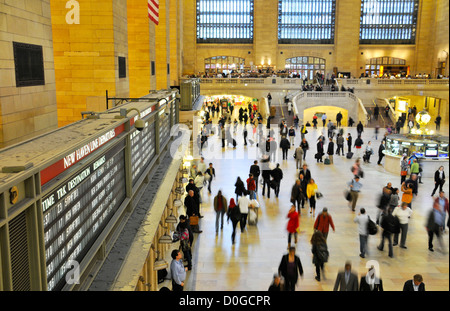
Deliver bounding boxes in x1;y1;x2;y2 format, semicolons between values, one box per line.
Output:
41;141;126;291
131;120;156;186
159;109;170;146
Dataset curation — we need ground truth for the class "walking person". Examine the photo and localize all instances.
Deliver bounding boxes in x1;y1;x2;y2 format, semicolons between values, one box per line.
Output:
213;190;228;234
238;191;250;232
205;163;216;194
280;136;290;160
227;198;241;244
299;163;312;183
333;261;359;291
316;137;324;163
321;113;327;127
278;247;304;291
246;174;256;200
327;138;334;164
348;175;362;212
313;207;335;240
234;177;246;202
346;133;353;154
354;135;364;158
250;160;260;193
377;207;397;258
271;163;284;198
336;133;344;156
354;208;369;258
357;121;364;136
286;205;300;248
392;202;413;249
364;141;374;163
401;182;413;209
300;138;309;160
431;166;446;196
288;126;296;146
377;140;386;165
291;179;305;213
311;231;329;282
400;155;409;185
170;249;187;291
294;145;304;169
427;191;448;252
307;178;319;217
360;266;384;291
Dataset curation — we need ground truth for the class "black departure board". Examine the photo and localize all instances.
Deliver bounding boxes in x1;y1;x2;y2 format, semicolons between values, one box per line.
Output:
159;110;170;146
42;141;126;291
131;120;156;186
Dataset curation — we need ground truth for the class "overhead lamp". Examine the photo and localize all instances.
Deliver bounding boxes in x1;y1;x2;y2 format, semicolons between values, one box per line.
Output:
173;199;183;208
179;177;188;184
151;244;168;271
158;222;173;244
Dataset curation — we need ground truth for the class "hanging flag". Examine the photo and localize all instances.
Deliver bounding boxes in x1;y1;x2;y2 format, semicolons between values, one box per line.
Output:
148;0;159;25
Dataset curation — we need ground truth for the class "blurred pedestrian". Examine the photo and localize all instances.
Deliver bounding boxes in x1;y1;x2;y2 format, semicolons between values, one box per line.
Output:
213;190;228;234
227;198;241;244
333;261;358;291
392;202;413;249
307;178;318;217
354;208;369;258
314;207;335;240
311;230;328;282
278;247;304;291
403;274;425;291
360;266;383;291
377;207;397;258
287;205;300;247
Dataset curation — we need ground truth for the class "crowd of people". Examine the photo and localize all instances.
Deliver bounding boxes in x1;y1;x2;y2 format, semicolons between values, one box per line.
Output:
168;98;448;292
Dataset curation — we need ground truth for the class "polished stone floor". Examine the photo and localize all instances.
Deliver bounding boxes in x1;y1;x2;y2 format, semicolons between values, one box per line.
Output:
181;110;449;291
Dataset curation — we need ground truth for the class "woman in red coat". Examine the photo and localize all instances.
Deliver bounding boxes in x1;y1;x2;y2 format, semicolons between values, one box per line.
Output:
287;205;300;247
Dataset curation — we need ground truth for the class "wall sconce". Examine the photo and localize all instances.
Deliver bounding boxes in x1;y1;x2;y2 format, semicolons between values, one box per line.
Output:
158;221;174;244
151;244;168;271
116;108;146;132
165;206;178;224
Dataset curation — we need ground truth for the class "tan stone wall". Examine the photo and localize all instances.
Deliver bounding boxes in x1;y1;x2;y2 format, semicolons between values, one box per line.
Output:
182;0;449;79
0;0;58;147
155;0;170;89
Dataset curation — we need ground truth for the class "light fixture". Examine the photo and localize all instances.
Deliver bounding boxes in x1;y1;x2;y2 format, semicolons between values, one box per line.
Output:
115;108;146;132
151;244;168;271
415;109;431;127
173;199;183;208
158;222;173;244
165;206;178;224
179;177;188;184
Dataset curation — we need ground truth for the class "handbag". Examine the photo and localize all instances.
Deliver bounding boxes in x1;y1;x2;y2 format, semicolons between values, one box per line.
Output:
189;215;199;226
345;190;352;201
315;191;323;199
401;170;407;176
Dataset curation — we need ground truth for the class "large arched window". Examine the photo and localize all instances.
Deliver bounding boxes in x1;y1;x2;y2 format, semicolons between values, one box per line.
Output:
204;56;245;74
285;56;325;80
365;56;407;77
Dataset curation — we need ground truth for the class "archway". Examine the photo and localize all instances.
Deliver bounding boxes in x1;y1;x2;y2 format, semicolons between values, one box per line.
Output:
302;106;349;127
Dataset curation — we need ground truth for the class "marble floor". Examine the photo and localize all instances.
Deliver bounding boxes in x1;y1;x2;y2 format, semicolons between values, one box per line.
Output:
180;110;449;291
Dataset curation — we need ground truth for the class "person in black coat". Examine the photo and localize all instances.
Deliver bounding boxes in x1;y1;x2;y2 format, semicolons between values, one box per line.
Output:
357;121;364;136
234;177;246;201
403;275;425;291
299;164;311;183
290;179;304;212
347;133;353;154
316;138;324;163
300;138;309;160
271;163;283;198
278;247;304;291
359;267;383;291
327;139;335;164
261;158;273;198
250;160;261;192
431;166;446;196
280;136;291;160
377;140;386;165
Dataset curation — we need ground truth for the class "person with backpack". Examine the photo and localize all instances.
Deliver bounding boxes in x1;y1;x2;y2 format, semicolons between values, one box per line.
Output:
377;207;398;258
353;208;369;258
311;230;329;282
313;207;335;240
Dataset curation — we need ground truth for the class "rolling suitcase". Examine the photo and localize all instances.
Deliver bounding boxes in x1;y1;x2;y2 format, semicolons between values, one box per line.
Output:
324;157;331;165
346;152;354;159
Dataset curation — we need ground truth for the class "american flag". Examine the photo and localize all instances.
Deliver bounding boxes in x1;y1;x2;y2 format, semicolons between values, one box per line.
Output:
148;0;159;25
